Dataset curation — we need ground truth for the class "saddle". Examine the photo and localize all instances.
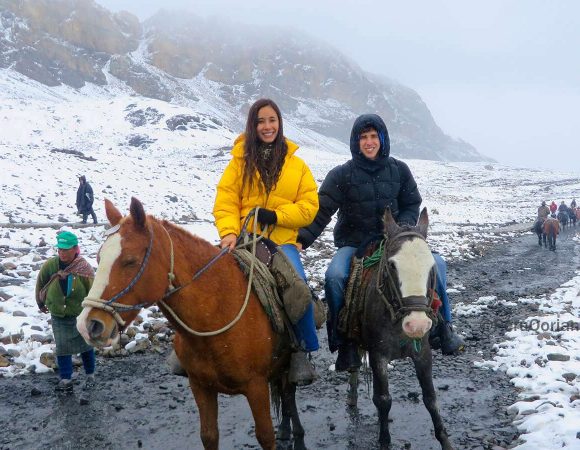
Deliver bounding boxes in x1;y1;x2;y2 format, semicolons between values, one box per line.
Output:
233;234;326;335
338;241;380;344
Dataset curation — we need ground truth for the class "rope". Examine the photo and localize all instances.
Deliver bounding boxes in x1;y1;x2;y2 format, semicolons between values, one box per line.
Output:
232;248;285;333
161;224;176;290
400;337;423;353
362;240;385;269
158;209;262;337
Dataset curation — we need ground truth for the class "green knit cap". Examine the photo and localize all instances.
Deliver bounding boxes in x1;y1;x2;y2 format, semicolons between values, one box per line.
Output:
55;231;78;249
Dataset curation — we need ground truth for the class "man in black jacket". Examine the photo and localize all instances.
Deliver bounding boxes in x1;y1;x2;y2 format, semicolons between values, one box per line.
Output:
298;114;464;371
76;175;97;224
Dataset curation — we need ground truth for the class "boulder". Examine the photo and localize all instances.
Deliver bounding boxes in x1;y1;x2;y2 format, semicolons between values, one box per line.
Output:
39;352;56;369
547;353;570;362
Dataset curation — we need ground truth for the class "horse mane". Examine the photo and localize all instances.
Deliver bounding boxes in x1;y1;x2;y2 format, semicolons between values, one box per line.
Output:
157;218;217;251
145;216;222;268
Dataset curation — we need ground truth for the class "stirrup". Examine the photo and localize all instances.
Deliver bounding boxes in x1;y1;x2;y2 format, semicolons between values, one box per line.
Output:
288;352;317;386
335;342;361;372
440;323;465;355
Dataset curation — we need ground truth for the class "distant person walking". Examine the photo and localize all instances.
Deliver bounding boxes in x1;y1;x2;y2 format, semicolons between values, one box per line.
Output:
76;175;97;224
35;230;96;391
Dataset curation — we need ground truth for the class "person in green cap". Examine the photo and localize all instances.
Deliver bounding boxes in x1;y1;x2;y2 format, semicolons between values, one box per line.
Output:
35;230;96;392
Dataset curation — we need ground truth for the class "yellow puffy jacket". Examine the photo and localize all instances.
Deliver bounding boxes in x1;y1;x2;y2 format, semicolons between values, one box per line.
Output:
213;135;319;246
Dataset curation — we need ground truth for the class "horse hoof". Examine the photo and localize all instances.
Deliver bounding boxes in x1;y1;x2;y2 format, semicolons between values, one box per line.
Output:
276;424;291;442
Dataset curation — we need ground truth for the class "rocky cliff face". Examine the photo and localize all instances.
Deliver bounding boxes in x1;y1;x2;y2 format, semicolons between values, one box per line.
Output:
0;0;492;162
0;0;140;87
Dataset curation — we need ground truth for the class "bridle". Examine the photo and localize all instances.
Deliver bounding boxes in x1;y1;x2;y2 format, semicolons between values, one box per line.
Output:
82;211;263;335
82;224;154;328
375;231;437;323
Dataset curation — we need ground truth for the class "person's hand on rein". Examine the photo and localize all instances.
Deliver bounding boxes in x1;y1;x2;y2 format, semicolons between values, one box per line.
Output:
220;233;237;252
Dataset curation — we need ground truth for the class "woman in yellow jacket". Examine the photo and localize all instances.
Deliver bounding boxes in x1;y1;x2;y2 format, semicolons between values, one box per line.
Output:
213;98;319;385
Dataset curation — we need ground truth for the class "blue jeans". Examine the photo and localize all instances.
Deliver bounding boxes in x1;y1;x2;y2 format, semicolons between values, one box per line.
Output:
432;253;452;323
324;247;454;351
279;244;319;352
57;349;95;380
325;246;357;352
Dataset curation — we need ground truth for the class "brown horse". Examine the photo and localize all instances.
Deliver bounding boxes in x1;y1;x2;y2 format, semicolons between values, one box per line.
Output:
76;198;305;450
543;216;560;251
344;208;453;450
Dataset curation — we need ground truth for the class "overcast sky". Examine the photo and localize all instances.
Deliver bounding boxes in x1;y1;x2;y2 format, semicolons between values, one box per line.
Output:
96;0;579;171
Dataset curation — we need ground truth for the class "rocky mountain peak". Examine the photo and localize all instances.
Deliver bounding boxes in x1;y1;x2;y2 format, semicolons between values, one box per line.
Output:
0;0;492;162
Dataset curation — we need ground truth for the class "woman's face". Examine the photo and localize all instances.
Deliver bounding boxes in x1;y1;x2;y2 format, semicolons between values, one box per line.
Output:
58;247;77;264
256;105;279;144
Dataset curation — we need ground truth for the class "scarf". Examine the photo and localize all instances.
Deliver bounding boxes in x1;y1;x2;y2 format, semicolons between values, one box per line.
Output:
38;256;94;304
256;143;280;194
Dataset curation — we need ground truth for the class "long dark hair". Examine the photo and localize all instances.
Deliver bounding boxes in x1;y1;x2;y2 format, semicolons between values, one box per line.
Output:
242;98;288;195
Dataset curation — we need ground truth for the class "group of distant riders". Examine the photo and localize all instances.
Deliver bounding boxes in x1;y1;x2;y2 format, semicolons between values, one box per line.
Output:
537;198;578;229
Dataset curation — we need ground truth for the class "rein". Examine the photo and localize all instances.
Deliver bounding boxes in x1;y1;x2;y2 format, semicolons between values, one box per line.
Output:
158;213;262;337
83;210;263;336
372;231;437;323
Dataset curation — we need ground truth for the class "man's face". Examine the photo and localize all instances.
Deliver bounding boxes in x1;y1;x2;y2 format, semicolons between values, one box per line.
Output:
359;129;381;160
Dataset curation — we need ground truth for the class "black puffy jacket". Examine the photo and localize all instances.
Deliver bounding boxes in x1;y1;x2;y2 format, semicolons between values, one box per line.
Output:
298;114;422;249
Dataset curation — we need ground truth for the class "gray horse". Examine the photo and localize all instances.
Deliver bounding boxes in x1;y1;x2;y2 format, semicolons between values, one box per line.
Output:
344;208;453;450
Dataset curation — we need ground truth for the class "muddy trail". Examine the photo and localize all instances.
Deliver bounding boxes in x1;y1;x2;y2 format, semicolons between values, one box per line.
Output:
1;226;579;450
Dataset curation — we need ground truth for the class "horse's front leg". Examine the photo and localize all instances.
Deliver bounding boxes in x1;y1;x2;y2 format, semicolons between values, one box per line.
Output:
369;351;392;449
411;349;453;450
190;382;219;450
246;379;276;450
277;378;306;450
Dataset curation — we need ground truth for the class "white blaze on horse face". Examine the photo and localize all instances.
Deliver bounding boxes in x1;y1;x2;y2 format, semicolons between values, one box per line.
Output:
88;232;123;300
390;238;435;338
77;232;123;339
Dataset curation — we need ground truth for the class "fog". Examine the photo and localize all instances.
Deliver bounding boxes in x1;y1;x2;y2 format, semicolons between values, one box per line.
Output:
97;0;579;171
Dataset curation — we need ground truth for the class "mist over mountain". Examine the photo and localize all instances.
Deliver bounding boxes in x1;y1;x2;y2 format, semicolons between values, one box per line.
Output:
0;0;492;162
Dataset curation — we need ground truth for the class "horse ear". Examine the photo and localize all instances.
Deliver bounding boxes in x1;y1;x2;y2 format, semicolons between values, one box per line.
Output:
129;197;147;229
417;207;429;238
383;208;400;238
105;199;123;226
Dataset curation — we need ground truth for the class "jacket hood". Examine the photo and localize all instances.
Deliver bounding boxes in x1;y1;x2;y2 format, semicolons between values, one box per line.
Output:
231;133;298;158
349;114;390;169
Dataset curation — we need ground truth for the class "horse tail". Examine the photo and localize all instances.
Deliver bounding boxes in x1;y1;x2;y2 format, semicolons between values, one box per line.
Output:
269;379;282;421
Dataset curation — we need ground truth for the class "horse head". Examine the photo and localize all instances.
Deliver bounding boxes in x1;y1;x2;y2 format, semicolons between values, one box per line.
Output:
77;198;171;347
379;207;435;339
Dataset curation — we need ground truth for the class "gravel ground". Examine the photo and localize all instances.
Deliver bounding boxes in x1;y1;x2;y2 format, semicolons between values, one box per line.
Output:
1;226;578;450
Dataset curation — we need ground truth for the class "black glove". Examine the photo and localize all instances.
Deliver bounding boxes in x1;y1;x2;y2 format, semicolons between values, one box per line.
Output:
256;208;277;226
